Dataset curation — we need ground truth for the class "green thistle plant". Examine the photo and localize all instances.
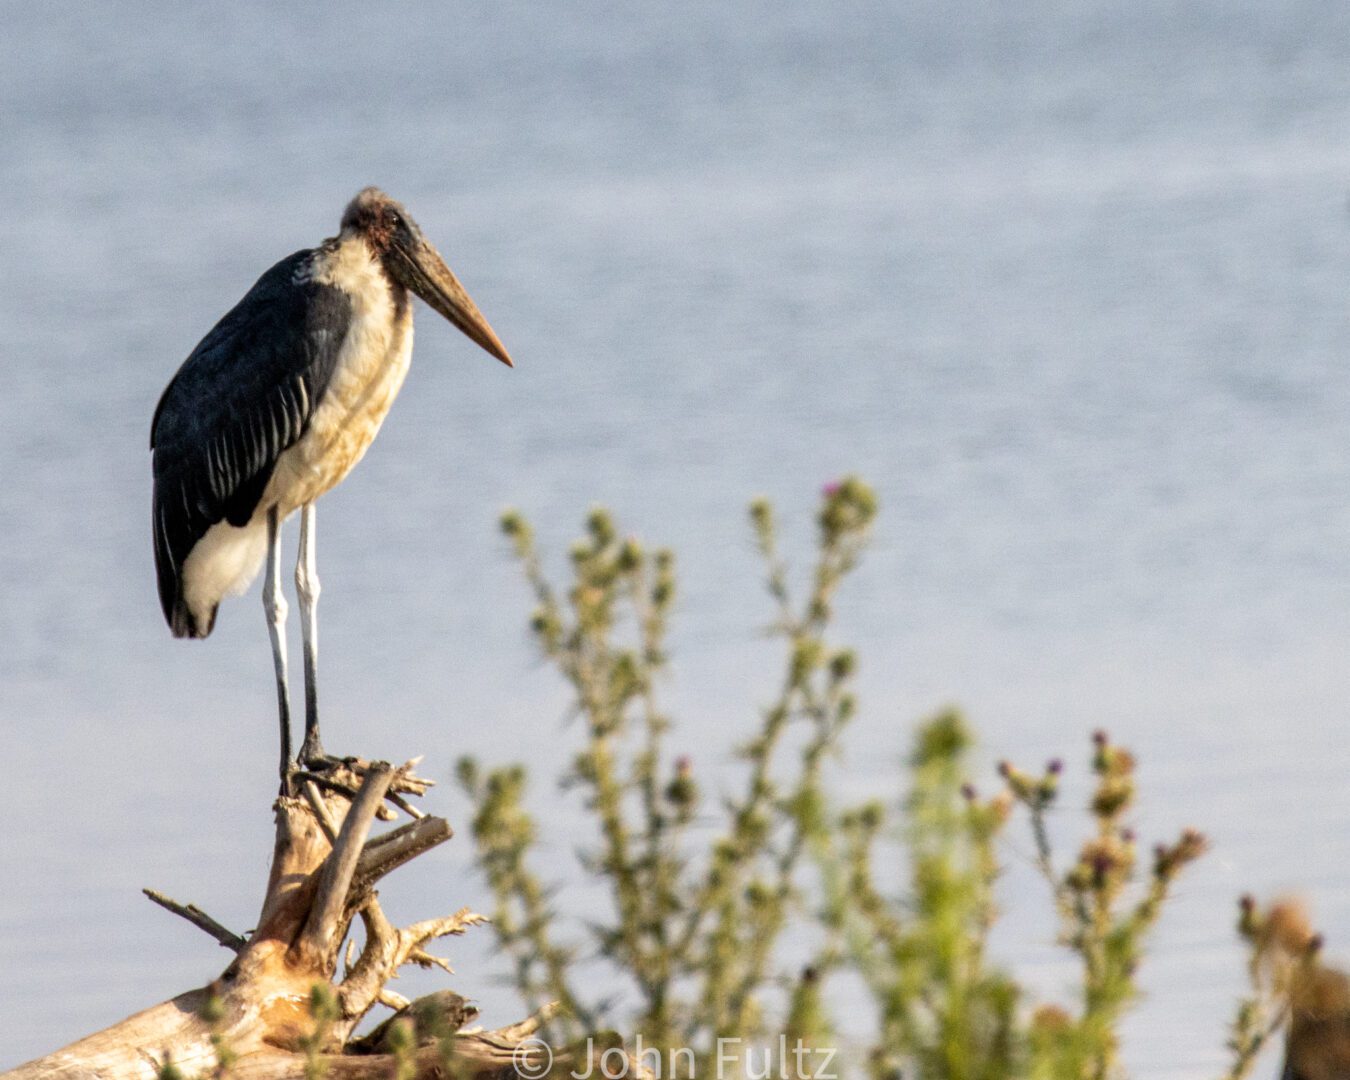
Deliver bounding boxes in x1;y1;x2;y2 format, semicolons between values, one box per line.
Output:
465;480;1274;1080
461;479;876;1069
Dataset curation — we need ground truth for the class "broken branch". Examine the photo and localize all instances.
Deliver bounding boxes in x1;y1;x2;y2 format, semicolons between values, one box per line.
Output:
142;888;246;952
299;762;394;963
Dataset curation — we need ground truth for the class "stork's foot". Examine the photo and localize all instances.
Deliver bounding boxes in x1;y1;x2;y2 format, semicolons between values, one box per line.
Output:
293;753;436;823
298;733;342;772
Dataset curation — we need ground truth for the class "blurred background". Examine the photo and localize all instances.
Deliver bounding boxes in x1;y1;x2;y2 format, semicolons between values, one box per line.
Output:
2;1;1349;1074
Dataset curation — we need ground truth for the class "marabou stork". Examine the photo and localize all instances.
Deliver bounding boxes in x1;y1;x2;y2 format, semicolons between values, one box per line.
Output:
151;188;512;783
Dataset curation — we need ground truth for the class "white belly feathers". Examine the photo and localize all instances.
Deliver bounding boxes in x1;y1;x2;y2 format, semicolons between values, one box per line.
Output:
267;236;414;516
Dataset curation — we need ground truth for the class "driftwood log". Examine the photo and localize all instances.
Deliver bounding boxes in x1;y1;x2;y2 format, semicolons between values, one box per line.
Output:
5;758;635;1080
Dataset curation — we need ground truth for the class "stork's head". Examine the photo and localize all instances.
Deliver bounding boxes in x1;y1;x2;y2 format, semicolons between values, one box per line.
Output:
341;187;513;367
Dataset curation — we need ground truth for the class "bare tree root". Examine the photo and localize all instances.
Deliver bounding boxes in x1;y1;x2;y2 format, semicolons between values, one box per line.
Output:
5;756;646;1080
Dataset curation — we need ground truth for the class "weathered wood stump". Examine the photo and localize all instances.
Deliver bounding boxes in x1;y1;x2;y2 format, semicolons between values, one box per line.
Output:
4;758;614;1080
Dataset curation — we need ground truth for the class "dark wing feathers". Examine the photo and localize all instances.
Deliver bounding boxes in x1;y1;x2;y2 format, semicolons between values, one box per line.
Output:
151;249;352;636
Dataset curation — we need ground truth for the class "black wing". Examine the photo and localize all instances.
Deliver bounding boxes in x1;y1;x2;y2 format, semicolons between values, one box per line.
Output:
151;248;352;637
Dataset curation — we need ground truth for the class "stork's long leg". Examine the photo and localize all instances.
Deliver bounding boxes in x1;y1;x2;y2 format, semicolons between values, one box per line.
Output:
263;505;292;789
295;502;324;766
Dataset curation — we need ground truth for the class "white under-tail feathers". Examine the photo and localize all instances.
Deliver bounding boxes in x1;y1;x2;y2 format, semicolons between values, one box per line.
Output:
181;518;270;629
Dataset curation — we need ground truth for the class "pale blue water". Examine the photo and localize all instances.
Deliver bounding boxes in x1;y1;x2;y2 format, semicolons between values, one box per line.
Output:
3;2;1350;1074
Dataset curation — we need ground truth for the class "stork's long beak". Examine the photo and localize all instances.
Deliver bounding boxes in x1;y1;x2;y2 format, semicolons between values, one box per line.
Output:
393;237;514;367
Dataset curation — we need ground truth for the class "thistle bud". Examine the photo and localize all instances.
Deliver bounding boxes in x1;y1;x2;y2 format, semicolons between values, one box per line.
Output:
586;507;616;547
828;649;857;683
617;537;643;571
